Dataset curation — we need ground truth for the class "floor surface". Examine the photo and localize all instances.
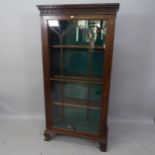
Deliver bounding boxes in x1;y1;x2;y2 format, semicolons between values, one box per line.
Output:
0;118;154;155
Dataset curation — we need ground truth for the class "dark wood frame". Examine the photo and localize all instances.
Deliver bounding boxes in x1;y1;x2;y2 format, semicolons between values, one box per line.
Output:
37;3;119;152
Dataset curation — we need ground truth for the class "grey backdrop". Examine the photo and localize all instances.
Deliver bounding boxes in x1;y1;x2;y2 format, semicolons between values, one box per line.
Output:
0;0;155;122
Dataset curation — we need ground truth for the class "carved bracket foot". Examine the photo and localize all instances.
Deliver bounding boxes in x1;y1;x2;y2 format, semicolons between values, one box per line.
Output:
44;130;56;141
99;138;107;152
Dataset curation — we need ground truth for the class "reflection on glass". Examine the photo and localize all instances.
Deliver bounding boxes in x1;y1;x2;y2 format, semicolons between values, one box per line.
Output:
48;20;59;27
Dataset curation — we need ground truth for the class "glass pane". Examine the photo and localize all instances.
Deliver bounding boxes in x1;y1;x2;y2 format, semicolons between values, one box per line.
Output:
48;20;107;46
50;48;104;78
49;48;61;75
51;81;102;134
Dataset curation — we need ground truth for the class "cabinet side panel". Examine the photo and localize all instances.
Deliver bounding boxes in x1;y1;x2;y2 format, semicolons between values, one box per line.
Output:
100;15;116;136
40;16;52;129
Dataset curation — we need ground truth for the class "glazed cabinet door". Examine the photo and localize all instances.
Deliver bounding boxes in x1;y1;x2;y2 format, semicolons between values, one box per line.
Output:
43;16;109;135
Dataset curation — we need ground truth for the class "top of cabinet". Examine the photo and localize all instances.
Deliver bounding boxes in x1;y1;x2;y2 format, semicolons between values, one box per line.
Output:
37;3;119;16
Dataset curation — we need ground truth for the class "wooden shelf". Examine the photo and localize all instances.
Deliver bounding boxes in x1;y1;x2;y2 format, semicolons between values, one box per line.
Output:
50;45;105;50
50;75;103;84
53;98;101;110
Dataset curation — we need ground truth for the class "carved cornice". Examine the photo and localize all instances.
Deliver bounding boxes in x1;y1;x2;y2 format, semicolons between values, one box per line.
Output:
37;3;119;16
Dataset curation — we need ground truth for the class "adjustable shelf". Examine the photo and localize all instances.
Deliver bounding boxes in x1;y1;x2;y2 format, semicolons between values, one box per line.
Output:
50;45;105;50
50;75;103;84
53;98;100;110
